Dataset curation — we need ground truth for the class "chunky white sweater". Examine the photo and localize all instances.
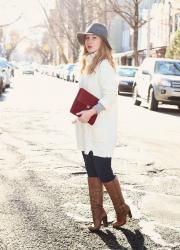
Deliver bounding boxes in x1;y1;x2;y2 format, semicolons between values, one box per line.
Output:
75;57;118;157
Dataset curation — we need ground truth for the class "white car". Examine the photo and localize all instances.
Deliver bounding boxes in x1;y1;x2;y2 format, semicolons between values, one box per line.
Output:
22;65;34;75
133;58;180;111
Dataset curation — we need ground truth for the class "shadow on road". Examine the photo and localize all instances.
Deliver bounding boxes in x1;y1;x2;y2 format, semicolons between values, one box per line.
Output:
157;107;180;117
141;105;180;117
0;93;7;102
120;228;147;250
96;229;128;250
95;228;146;250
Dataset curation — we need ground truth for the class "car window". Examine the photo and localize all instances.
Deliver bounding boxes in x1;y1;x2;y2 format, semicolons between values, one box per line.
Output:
67;64;75;70
117;68;137;77
155;61;180;76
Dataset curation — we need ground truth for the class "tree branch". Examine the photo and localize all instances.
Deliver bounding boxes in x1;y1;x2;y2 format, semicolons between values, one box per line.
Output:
0;14;22;28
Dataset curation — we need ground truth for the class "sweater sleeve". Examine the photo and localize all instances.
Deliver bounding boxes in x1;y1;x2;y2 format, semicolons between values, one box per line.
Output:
93;102;105;114
98;60;118;110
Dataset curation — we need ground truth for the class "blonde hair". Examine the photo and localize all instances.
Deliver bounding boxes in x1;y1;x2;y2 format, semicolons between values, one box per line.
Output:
79;39;115;75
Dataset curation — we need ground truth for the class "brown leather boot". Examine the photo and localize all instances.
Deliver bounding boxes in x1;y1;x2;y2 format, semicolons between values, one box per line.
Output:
103;176;132;228
88;177;108;232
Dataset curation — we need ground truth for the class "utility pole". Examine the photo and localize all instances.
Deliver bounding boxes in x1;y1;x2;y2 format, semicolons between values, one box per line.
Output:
168;0;172;45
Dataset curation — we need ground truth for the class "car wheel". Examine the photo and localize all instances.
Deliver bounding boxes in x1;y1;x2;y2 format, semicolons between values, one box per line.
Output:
0;80;3;95
133;85;141;106
148;88;158;111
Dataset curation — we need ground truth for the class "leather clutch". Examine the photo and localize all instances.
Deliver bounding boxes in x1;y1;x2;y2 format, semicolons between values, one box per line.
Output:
70;88;99;125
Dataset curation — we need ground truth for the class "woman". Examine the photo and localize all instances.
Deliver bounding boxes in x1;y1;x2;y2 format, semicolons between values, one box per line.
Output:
73;23;132;231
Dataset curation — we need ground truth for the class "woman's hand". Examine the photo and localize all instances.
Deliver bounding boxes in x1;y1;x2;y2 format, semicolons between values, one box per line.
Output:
72;108;96;124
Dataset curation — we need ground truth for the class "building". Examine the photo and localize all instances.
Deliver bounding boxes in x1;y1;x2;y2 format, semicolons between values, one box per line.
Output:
109;0;180;65
148;0;180;58
171;0;180;37
109;0;155;65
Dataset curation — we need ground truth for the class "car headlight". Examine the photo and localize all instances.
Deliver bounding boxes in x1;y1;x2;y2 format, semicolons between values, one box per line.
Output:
158;80;172;87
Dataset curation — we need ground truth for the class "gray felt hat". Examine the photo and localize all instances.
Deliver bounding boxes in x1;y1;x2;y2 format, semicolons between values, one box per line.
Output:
77;23;112;49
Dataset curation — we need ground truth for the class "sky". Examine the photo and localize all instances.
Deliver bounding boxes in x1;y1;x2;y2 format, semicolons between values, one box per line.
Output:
0;0;55;31
0;0;55;51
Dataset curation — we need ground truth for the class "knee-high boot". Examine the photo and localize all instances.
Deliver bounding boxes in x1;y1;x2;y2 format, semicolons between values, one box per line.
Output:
88;177;108;232
103;176;132;228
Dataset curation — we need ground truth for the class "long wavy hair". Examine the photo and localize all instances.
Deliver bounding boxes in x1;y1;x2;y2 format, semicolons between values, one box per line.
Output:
79;39;115;75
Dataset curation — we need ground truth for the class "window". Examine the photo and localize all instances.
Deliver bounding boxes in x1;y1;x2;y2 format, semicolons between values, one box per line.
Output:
175;14;180;31
117;67;138;77
155;61;180;76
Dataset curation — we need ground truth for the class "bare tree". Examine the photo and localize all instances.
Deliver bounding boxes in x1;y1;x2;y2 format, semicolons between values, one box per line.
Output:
0;14;22;28
5;31;25;61
108;0;147;66
38;0;69;64
26;44;51;64
52;0;110;62
38;0;113;63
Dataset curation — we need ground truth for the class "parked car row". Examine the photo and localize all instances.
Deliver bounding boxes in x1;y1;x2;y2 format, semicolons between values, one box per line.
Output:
0;57;14;95
30;57;180;112
37;63;80;83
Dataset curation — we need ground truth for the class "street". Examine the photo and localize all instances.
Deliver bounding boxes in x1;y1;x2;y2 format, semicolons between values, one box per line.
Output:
0;72;180;250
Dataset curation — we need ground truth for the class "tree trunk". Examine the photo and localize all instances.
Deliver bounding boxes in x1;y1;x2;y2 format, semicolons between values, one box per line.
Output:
133;3;139;66
133;27;139;66
80;0;86;31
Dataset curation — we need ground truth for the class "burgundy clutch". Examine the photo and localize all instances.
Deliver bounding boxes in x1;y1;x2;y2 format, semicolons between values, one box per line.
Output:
70;88;99;125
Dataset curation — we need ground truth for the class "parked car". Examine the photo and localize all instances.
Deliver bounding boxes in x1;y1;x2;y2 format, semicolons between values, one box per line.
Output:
8;62;15;77
46;65;57;77
56;64;65;78
133;57;180;111
0;71;5;95
63;64;76;81
69;64;80;82
116;65;138;94
22;64;34;75
0;58;11;89
73;64;80;83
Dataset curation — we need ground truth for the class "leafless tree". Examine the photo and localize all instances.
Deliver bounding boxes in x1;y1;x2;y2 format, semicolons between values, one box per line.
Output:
26;44;51;64
52;0;111;62
5;31;25;61
38;0;69;64
0;14;22;28
108;0;147;66
38;0;113;63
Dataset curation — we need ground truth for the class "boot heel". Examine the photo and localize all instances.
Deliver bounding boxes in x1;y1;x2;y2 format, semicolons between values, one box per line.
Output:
102;215;108;227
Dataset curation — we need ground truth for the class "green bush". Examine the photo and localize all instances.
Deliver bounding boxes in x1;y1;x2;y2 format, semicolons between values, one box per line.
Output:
166;30;180;59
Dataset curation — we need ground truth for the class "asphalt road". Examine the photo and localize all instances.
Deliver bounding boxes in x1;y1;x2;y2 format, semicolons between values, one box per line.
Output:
0;71;180;250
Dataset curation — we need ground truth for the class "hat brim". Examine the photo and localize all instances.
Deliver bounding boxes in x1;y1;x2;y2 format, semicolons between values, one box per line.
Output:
77;32;112;49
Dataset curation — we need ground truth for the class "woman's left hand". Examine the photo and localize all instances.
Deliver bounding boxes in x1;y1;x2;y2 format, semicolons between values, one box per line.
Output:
76;108;96;123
